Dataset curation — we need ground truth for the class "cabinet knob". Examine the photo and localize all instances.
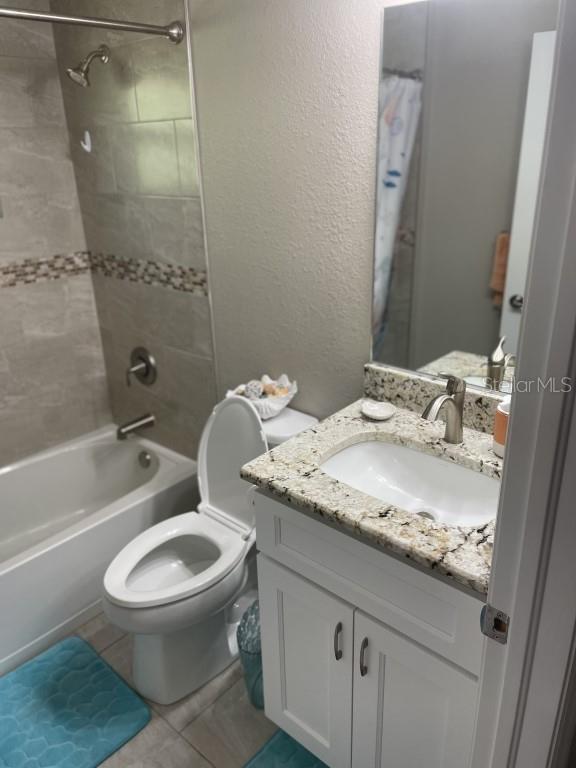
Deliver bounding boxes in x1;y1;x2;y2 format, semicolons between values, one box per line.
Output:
360;637;369;676
334;622;343;661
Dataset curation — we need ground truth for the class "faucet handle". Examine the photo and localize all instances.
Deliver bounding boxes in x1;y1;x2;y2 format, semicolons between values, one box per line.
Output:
438;372;466;395
126;360;147;387
126;347;157;387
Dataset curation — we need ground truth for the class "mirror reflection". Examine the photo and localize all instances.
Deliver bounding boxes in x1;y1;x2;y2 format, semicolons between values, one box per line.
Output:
372;0;557;391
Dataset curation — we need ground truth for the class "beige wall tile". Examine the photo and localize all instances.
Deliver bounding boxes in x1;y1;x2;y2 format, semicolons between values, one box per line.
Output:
0;0;55;58
0;57;66;128
133;38;192;122
0;276;111;466
94;276;213;358
79;193;205;269
144;196;205;269
81;193;149;261
0;127;80;206
175;119;200;196
0;194;86;264
112;121;180;196
0;13;86;266
2;0;217;470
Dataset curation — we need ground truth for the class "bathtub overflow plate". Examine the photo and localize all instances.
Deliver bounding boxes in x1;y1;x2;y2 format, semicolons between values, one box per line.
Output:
139;451;152;468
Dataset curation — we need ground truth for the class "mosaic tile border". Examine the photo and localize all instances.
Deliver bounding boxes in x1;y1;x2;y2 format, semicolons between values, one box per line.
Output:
0;252;91;288
364;362;504;433
0;252;208;296
90;253;207;296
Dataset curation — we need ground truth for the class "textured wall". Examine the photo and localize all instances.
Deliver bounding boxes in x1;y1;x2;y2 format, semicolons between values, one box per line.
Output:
0;0;109;467
188;0;402;419
51;0;217;457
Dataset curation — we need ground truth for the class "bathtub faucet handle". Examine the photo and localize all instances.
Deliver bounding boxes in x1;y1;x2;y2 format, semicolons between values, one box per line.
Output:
126;361;146;386
126;347;157;387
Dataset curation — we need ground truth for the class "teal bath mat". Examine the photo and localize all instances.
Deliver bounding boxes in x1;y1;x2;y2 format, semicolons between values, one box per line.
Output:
245;730;327;767
0;636;150;767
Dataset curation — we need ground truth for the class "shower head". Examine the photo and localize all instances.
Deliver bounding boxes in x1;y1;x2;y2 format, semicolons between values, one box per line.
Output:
66;44;110;87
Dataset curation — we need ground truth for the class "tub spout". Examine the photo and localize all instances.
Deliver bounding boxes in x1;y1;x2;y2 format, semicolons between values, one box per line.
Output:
117;414;155;440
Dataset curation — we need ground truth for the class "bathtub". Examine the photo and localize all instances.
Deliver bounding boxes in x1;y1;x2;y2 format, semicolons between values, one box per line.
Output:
0;426;197;674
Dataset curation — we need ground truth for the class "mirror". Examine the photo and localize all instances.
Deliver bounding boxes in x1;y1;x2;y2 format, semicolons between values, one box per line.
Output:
372;0;557;391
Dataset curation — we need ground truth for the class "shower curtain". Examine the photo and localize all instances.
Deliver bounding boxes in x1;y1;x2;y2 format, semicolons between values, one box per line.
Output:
373;75;422;353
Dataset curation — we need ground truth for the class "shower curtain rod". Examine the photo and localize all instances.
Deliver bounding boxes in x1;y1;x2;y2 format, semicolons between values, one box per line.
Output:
0;6;184;43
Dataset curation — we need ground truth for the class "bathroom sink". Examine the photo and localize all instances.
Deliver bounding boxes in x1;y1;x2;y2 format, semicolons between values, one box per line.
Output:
321;441;498;527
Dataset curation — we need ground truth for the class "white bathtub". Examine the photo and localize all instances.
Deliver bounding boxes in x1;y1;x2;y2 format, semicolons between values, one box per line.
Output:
0;426;197;674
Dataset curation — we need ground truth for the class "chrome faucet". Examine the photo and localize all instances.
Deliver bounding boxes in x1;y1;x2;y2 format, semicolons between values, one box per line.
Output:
422;374;466;444
117;413;156;441
487;336;516;391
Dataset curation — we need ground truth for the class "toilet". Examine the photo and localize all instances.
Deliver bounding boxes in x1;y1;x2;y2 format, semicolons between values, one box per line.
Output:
103;396;317;705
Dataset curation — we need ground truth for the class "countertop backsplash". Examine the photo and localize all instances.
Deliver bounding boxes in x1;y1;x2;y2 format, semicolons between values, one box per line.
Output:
364;362;504;434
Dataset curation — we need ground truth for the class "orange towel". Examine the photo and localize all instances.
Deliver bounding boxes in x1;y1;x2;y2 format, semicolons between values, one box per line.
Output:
490;232;510;307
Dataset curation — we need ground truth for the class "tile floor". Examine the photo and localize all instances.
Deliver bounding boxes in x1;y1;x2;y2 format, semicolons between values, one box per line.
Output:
73;612;278;767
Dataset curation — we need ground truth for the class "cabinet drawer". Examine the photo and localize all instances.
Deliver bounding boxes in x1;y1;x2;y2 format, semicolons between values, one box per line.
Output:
254;490;484;675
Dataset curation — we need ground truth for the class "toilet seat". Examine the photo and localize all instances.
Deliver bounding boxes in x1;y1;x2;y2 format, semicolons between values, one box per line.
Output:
103;513;248;608
104;396;268;611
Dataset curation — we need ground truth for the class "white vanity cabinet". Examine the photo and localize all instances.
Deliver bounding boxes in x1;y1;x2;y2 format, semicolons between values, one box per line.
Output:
253;490;484;768
258;557;353;767
352;612;478;768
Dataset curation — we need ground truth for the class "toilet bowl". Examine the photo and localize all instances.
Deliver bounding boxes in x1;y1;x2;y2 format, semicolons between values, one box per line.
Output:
103;396;268;705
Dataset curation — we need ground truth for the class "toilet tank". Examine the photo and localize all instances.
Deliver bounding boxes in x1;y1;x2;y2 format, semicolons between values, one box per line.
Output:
260;407;318;448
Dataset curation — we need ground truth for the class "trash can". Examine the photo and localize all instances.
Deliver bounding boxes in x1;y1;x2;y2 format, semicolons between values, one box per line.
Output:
237;600;264;709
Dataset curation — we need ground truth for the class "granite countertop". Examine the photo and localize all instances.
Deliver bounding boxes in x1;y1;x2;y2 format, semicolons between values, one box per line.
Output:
419;350;488;379
242;400;503;595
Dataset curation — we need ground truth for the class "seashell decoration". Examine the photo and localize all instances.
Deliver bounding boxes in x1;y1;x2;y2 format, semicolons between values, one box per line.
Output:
227;374;298;419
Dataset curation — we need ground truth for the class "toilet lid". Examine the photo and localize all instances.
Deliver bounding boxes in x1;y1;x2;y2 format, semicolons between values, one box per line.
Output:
198;396;268;536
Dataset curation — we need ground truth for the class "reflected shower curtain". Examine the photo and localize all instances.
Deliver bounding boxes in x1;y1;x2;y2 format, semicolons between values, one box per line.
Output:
373;76;422;354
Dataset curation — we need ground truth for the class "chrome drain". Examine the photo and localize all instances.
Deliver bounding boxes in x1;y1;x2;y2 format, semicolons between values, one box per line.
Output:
138;450;152;468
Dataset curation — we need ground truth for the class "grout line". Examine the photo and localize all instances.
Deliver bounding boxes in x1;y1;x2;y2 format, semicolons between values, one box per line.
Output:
160;715;218;768
94;631;127;655
0;53;57;61
171;668;243;734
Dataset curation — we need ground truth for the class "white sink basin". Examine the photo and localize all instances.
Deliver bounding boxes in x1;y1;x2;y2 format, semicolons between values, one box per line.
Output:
321;441;498;527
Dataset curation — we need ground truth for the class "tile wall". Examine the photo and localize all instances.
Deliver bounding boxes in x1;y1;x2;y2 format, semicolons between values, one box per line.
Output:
1;0;217;465
0;0;110;467
50;0;217;457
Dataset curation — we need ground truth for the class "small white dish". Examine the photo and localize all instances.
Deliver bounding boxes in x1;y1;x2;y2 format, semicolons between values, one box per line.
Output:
361;400;397;421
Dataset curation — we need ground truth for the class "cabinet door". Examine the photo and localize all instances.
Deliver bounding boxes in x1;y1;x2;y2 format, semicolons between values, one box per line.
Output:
352;612;478;768
258;555;353;768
